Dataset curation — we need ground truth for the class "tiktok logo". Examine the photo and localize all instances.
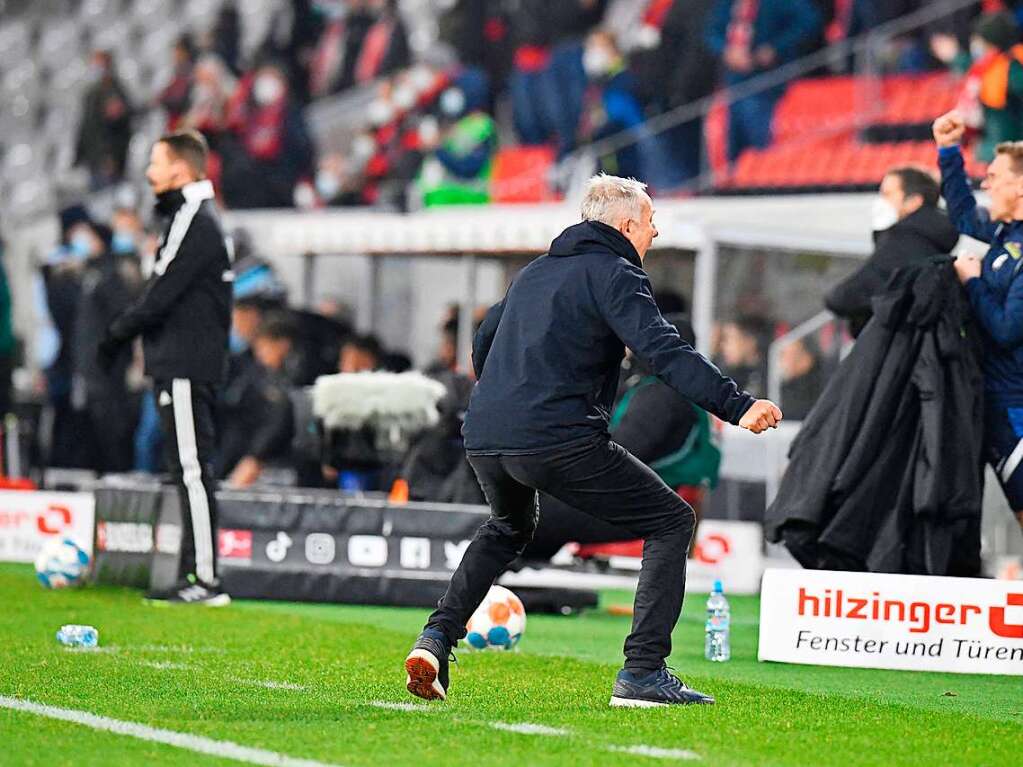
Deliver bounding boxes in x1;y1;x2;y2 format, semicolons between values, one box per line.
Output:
266;532;293;563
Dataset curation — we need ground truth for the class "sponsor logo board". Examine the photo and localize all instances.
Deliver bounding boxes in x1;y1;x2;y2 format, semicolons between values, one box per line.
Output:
0;491;95;562
758;568;1023;675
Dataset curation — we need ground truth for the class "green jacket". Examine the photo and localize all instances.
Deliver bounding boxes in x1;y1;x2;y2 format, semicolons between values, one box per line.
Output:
0;260;15;357
609;375;722;489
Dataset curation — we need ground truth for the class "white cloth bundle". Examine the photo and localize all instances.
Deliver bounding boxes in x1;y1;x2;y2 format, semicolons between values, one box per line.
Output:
312;371;447;433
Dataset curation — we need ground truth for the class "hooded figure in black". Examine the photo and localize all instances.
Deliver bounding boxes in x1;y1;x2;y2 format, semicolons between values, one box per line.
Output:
826;166;960;337
404;175;781;708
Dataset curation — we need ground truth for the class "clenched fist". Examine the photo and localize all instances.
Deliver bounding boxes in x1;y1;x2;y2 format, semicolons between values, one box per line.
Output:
739;399;783;434
932;109;966;148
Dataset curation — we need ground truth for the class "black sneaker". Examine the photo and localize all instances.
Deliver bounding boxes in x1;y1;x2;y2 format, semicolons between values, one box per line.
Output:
404;628;453;701
609;667;715;707
146;577;231;607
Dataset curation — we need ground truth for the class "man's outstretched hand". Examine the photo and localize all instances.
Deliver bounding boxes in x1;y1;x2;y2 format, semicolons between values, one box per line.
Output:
738;399;783;434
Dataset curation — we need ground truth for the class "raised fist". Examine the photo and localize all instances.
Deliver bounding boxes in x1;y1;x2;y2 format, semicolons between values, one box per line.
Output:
932;110;966;148
738;399;783;434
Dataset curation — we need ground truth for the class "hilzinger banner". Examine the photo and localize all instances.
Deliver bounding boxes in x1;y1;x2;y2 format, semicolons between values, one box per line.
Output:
758;568;1023;675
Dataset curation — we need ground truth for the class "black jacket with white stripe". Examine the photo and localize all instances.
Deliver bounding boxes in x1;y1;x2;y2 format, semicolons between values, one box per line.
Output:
108;180;232;384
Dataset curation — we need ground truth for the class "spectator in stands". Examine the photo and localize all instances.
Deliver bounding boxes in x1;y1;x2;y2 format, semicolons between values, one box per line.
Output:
70;220;143;474
340;334;382;373
620;0;719;185
778;337;824;420
0;237;14;419
210;2;243;76
825;166;959;337
74;50;134;189
110;207;144;256
40;208;93;468
158;35;197;129
354;0;411;86
706;0;822;161
714;315;770;396
308;0;376;98
578;29;656;183
440;0;513;110
180;55;237;137
217;313;297;487
314;151;366;207
933;12;1023;163
508;0;605;158
221;61;316;208
418;70;498;207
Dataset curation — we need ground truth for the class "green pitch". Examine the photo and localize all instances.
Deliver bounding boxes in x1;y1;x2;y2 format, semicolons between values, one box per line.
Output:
0;563;1020;767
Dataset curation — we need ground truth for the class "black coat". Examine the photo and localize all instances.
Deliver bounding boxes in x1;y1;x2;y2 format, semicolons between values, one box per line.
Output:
463;220;753;453
766;260;985;576
108;181;232;383
825;206;959;337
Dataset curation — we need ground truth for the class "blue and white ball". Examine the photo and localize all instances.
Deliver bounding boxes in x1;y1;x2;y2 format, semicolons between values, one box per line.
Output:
464;585;526;651
35;538;90;589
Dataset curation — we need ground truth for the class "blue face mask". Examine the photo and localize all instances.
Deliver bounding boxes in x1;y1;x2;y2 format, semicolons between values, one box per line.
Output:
229;330;249;354
111;231;136;254
68;233;93;260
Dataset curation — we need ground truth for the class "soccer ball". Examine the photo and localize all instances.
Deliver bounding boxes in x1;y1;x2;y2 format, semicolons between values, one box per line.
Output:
464;585;526;650
35;538;90;589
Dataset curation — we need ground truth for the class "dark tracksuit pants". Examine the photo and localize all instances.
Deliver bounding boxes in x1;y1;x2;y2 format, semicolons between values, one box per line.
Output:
156;378;219;585
426;435;695;673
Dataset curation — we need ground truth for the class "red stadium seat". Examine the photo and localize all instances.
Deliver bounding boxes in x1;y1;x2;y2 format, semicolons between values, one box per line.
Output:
489;146;556;203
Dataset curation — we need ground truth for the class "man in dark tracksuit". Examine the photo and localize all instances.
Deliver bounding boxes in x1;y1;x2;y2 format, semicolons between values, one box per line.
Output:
405;175;781;707
100;130;233;605
935;110;1023;532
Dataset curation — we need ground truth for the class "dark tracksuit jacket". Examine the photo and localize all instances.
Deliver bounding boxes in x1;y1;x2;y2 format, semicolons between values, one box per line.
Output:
463;220;753;453
939;145;1023;405
825;206;960;337
106;179;232;584
939;145;1023;505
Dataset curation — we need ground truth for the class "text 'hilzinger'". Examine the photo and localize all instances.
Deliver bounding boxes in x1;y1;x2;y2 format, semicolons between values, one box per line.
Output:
797;587;1023;638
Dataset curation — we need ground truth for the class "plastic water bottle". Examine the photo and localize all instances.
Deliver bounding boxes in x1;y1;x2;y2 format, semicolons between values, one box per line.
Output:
704;581;730;662
56;625;98;649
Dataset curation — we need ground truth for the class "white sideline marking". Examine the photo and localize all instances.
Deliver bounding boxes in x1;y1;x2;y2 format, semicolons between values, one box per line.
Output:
139;660;190;671
63;646;119;654
368;701;433;712
235;679;307;691
606;745;700;760
490;722;571;736
0;696;344;767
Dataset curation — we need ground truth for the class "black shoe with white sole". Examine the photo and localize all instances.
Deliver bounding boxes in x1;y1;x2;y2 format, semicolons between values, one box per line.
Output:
405;629;453;701
146;577;231;607
609;667;715;707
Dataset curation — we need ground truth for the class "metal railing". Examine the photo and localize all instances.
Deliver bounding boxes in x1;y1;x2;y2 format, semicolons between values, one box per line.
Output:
563;0;981;198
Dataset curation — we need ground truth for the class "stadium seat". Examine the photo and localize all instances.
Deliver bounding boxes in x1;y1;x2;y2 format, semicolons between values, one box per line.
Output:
489;146;556;204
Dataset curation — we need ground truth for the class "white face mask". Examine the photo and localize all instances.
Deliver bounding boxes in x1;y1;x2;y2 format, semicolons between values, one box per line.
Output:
439;88;466;118
392;85;416;111
367;98;395;126
410;65;435;93
870;196;900;232
253;75;285;105
970;38;989;60
351;134;377;161
418;116;439;145
583;46;613;78
316;169;341;200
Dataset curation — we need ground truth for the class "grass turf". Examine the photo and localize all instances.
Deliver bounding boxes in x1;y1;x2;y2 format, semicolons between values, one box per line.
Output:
0;563;1020;767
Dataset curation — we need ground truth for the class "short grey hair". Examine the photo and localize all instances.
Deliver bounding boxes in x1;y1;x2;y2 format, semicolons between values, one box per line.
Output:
580;173;651;227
